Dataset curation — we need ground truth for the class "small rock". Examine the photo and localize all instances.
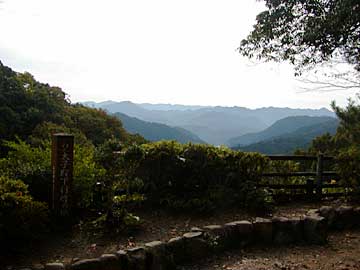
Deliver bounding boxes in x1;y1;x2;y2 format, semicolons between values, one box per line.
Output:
304;215;327;244
335;206;354;229
33;264;45;270
127;247;147;270
307;209;320;216
253;217;273;245
145;241;164;249
167;237;186;264
115;250;129;269
191;227;204;232
289;217;304;242
224;220;253;248
203;225;228;251
100;254;120;270
319;206;337;228
45;263;65;270
183;231;203;238
71;258;102;270
145;241;174;270
272;217;295;245
183;231;210;261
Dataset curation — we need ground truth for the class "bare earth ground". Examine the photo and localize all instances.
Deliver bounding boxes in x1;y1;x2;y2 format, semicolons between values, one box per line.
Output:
181;230;360;270
2;201;359;269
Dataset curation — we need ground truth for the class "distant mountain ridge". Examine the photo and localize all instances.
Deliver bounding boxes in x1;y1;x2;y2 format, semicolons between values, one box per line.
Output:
114;112;205;144
233;117;339;154
227;116;337;147
138;103;210;111
83;100;335;145
83;101;211;111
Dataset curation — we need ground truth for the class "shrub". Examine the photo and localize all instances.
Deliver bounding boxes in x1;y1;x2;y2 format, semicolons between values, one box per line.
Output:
336;145;360;199
0;176;49;242
73;144;106;209
94;139;145;228
0;139;105;211
0;139;51;202
119;141;271;212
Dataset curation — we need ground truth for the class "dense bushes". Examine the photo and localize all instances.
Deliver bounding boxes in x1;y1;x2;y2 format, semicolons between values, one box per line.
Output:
0;60;141;244
0;61;148;241
307;97;360;198
0;140;51;202
336;146;360;198
119;142;272;212
0;176;49;242
0;139;105;211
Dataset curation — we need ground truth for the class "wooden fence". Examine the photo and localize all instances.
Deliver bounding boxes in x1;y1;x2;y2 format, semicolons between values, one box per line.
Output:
257;154;345;200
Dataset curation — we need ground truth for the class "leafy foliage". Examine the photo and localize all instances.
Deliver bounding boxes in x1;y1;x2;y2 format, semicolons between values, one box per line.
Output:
0;60;149;243
332;97;360;146
0;139;106;210
119;141;272;213
332;97;360;196
73;144;107;209
0;61;131;153
0;139;51;202
306;96;360;197
336;145;360;197
239;0;360;74
93;139;144;228
0;176;49;241
308;133;338;155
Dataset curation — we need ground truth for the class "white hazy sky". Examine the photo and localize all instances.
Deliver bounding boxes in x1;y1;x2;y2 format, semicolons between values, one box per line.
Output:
0;0;357;109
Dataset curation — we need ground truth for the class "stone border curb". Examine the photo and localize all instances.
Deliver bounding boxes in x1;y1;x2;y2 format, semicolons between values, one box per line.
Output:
27;205;360;270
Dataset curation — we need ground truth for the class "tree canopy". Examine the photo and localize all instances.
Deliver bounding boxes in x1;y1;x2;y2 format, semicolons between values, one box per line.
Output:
0;61;139;151
239;0;360;76
0;60;147;243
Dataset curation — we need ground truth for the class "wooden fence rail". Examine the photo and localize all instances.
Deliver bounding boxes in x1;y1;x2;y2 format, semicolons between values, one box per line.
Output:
258;154;344;200
266;155;334;161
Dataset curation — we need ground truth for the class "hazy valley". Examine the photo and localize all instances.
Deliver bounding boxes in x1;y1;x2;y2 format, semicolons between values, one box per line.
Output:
84;100;337;153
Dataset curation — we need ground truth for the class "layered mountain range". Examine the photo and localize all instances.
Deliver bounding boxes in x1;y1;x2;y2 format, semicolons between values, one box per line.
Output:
232;116;339;154
114;112;205;144
83;101;336;148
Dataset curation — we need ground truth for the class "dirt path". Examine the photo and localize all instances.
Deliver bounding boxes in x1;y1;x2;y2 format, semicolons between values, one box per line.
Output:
1;201;355;269
183;230;360;270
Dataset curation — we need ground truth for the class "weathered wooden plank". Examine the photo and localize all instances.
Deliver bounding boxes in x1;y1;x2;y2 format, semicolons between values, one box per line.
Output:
261;171;338;177
257;155;342;199
256;184;308;189
256;184;344;189
266;155;334;161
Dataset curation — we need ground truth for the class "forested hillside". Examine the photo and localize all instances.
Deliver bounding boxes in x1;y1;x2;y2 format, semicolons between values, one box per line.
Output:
115;112;205;144
228;116;338;147
0;61;145;244
0;62;138;149
236;119;338;154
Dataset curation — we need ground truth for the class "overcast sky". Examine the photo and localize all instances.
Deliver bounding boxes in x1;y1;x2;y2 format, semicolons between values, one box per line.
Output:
0;0;357;109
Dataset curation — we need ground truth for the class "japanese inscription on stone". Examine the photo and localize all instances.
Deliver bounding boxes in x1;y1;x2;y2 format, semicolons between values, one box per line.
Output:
51;133;74;217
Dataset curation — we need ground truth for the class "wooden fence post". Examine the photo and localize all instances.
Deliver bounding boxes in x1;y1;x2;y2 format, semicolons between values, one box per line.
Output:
306;178;314;200
316;153;324;200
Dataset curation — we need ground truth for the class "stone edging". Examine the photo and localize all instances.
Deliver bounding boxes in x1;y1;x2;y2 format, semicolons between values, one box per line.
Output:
27;206;360;270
